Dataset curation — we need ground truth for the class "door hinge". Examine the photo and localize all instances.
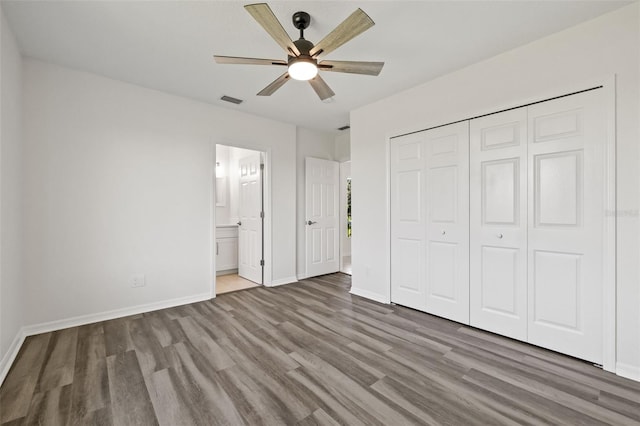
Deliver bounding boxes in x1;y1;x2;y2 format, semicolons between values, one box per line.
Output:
260;163;264;170
260;211;264;219
260;259;264;267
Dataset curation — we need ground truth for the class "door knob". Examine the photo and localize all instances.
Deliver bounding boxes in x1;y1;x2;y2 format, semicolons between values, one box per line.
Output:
237;221;242;226
497;233;503;239
306;220;317;225
441;230;446;235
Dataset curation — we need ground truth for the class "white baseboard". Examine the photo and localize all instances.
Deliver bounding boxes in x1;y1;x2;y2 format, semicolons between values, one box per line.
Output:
23;293;212;336
267;276;298;287
616;362;640;382
296;274;310;281
216;269;238;276
0;329;26;385
349;287;390;304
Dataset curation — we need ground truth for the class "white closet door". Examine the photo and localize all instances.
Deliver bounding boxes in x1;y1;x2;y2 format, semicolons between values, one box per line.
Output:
424;122;470;324
527;90;605;364
390;132;426;311
470;108;528;340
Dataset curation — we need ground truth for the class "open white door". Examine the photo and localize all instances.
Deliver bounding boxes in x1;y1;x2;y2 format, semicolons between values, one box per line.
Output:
238;153;263;284
305;157;340;277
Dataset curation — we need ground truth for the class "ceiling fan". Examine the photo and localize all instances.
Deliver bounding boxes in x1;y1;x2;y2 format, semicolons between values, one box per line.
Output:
214;3;384;101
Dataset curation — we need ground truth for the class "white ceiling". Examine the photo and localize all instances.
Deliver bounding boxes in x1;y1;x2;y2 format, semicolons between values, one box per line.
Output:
1;1;631;133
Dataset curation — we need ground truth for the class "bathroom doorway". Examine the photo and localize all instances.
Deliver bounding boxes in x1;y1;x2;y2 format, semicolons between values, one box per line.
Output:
214;144;266;294
340;161;352;275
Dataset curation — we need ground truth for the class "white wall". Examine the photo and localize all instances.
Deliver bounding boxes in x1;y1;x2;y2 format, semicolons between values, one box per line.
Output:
22;59;297;326
296;127;336;279
351;4;640;378
0;9;25;380
334;129;351;162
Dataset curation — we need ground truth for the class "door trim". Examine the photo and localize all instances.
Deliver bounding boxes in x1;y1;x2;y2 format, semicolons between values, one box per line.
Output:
385;75;616;373
602;75;616;373
212;142;272;297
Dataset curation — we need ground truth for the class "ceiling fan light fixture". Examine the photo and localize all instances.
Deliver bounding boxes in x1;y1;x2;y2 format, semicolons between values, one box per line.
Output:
215;4;382;100
288;57;318;81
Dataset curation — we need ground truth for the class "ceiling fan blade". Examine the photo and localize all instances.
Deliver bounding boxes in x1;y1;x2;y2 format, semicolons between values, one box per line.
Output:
245;3;300;56
319;60;384;76
308;75;335;101
257;72;291;96
309;9;374;59
214;55;287;66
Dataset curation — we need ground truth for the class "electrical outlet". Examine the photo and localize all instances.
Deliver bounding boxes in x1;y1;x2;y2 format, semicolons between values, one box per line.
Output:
130;274;146;288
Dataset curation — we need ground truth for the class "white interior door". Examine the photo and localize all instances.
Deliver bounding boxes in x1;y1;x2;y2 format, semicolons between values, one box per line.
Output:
238;153;263;284
390;132;426;311
527;90;605;364
424;122;470;324
470;108;528;340
305;157;339;277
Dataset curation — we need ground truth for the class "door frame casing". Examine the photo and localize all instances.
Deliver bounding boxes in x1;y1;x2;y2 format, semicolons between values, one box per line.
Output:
212;142;272;297
384;75;616;373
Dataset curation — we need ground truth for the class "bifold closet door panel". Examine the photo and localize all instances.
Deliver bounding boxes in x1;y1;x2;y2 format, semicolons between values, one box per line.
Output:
424;121;470;324
527;89;605;364
390;132;427;311
470;108;528;341
390;121;470;321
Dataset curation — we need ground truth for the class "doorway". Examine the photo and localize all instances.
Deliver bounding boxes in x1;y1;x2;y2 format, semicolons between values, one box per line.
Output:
214;144;266;295
340;161;352;275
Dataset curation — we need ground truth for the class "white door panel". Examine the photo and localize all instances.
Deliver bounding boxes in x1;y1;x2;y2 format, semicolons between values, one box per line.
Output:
390;122;469;322
305;158;340;277
390;134;426;310
238;153;263;284
470;108;528;341
425;122;469;324
527;90;605;364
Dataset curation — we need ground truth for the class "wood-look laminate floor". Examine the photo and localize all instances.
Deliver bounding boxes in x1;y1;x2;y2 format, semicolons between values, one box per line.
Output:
1;273;639;425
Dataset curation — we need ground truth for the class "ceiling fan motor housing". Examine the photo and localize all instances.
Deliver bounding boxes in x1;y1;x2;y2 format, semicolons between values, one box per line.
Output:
292;11;311;30
289;38;315;62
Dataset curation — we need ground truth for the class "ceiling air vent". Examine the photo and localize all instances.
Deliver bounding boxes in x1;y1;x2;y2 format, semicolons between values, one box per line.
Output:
338;125;350;131
221;95;243;105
